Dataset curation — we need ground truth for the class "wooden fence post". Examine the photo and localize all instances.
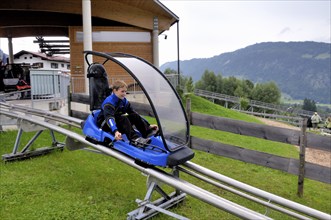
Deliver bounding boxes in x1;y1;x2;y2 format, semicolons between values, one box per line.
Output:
297;118;307;197
186;97;192;148
186;97;191;124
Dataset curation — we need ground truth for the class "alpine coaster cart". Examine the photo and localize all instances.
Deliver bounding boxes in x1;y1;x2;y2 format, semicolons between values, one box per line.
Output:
82;51;194;219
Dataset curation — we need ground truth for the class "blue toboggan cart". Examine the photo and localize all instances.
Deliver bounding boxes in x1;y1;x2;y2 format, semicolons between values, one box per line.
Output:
82;51;194;167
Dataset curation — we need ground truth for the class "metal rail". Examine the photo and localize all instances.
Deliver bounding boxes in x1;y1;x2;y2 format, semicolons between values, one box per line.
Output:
182;162;331;220
177;166;311;220
0;102;82;127
1;104;330;220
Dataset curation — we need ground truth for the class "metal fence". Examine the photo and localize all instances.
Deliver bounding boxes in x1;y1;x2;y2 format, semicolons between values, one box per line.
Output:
30;70;70;108
194;89;329;120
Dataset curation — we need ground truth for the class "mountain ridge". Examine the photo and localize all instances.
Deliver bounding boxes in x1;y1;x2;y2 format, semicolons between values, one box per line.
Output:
160;41;331;104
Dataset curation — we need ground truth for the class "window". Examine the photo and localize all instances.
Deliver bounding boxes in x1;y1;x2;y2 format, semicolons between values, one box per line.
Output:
67;64;70;69
32;62;43;68
61;64;64;68
51;63;58;69
76;31;151;43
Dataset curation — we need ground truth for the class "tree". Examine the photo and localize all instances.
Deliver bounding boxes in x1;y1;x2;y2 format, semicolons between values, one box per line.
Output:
240;97;250;110
234;86;245;98
302;98;317;112
179;75;188;89
243;79;254;99
215;74;223;93
195;70;217;92
222;76;238;96
186;76;194;93
163;68;177;75
244;79;254;90
251;81;281;104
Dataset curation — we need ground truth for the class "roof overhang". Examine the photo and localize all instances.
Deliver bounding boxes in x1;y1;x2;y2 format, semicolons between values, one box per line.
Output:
0;0;178;38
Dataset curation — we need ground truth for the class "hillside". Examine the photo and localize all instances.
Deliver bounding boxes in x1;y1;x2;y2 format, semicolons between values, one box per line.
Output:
160;41;331;104
183;94;263;124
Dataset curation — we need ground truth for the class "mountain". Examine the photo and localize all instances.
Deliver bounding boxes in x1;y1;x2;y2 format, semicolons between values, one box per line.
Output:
160;41;331;104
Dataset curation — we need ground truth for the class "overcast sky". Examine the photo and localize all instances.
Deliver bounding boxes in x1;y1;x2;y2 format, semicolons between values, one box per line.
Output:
1;0;330;65
158;0;331;64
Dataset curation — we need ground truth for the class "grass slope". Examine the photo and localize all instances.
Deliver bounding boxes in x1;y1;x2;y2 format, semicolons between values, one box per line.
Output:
184;94;263;124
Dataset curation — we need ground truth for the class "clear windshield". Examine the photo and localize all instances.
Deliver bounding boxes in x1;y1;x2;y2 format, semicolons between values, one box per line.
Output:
114;57;188;151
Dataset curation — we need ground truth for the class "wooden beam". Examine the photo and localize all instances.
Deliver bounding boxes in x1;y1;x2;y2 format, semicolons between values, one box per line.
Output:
0;27;68;38
0;0;82;14
0;11;83;27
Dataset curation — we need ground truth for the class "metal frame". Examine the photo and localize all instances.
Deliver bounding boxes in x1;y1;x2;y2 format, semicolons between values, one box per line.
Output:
127;168;188;220
66;136;188;219
2;117;64;162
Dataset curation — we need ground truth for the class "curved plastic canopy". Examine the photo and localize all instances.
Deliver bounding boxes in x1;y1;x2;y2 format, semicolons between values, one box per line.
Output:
84;51;189;152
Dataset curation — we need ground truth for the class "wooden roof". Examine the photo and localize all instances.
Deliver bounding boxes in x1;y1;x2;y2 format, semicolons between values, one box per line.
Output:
0;0;178;38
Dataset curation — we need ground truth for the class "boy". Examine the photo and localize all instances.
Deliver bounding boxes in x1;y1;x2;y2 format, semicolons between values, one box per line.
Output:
97;80;158;146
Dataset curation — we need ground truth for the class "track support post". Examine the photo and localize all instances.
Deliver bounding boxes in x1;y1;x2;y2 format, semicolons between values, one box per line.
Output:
127;167;188;220
2;119;64;162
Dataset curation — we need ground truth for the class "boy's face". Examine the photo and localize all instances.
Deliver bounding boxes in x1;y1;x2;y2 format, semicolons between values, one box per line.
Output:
114;87;127;99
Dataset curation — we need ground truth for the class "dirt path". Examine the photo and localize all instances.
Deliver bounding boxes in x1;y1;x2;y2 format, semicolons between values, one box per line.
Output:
258;118;301;130
257;118;331;168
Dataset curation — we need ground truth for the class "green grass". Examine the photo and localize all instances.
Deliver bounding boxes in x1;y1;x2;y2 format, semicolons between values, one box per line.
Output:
1;96;330;219
1;131;330;219
184;94;263;124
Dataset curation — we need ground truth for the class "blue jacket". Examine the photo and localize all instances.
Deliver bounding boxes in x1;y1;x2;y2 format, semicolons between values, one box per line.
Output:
100;93;136;133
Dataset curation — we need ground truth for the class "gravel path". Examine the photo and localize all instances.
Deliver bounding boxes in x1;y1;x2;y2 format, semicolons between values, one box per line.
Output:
257;118;331;168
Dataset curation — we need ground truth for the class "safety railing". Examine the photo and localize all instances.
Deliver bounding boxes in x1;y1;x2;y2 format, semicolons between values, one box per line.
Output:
30;70;70;109
194;89;329;120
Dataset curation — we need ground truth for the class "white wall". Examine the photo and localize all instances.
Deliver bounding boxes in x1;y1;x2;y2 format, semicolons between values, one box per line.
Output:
14;54;70;72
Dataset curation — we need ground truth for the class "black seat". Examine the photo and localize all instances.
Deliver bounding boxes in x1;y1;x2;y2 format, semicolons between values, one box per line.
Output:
87;64;111;111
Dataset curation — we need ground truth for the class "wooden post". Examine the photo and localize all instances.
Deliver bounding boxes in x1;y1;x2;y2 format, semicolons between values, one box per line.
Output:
297;118;307;197
186;97;192;149
186;97;191;125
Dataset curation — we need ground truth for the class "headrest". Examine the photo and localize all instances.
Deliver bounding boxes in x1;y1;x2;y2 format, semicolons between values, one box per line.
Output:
87;64;107;79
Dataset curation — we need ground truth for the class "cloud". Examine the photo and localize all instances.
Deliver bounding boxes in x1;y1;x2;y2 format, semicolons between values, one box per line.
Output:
278;27;291;36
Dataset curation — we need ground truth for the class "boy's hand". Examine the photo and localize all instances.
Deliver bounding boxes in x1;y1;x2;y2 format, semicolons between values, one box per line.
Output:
149;124;158;131
115;131;122;140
